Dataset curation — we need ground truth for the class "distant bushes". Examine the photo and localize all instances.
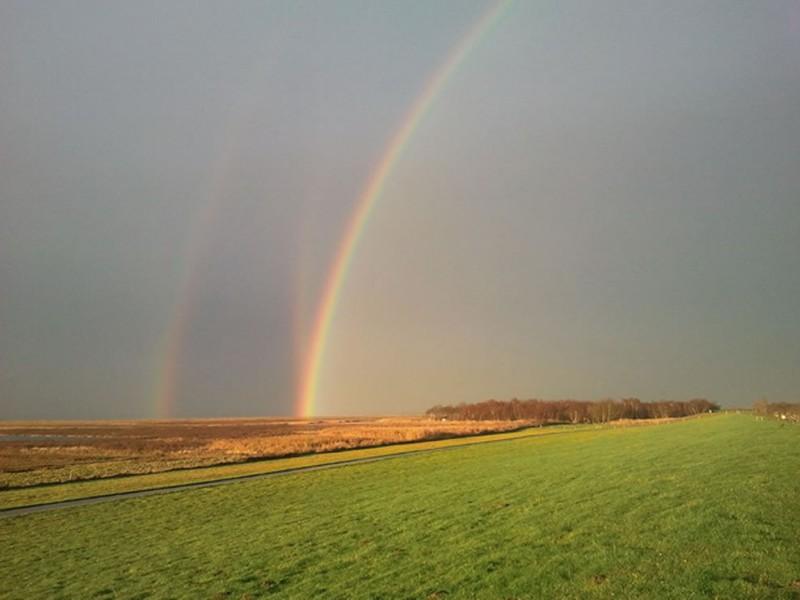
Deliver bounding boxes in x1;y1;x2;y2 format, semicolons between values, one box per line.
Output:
752;399;800;422
426;398;719;423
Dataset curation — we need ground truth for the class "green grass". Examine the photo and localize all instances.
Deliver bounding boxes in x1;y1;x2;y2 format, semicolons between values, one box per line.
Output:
2;414;798;599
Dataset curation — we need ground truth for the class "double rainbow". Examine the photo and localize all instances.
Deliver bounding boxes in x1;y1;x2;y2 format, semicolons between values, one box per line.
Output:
153;0;513;419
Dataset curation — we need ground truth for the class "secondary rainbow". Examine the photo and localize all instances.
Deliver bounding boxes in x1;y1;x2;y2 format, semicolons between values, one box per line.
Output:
152;186;227;419
297;0;513;417
151;94;254;419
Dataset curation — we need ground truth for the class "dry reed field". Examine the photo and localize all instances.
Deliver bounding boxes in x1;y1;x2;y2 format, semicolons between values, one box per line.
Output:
0;417;525;489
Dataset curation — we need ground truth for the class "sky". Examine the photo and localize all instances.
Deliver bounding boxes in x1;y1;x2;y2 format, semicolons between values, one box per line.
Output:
1;1;798;419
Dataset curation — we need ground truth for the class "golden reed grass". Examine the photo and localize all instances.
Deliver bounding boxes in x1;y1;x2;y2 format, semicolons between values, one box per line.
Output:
0;418;525;489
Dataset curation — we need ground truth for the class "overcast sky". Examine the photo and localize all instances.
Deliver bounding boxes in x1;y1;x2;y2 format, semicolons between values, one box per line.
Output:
1;1;798;419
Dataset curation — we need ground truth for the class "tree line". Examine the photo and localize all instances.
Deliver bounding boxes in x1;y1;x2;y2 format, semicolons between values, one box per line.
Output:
425;398;719;423
752;399;800;422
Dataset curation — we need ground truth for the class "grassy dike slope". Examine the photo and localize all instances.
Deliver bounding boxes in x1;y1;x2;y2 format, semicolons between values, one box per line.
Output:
0;425;588;510
2;414;798;599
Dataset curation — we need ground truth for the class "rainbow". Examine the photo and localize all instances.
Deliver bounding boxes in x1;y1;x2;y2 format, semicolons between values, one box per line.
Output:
152;203;217;419
151;92;257;419
152;1;512;419
152;182;227;419
297;0;513;417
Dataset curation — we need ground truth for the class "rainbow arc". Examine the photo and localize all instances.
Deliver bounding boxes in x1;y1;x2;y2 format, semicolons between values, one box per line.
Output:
151;1;513;419
297;0;512;417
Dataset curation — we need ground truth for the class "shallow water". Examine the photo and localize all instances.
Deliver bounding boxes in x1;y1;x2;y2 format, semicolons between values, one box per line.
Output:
0;434;92;443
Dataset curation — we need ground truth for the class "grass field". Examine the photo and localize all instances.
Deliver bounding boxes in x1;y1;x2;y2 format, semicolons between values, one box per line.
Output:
2;414;798;598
